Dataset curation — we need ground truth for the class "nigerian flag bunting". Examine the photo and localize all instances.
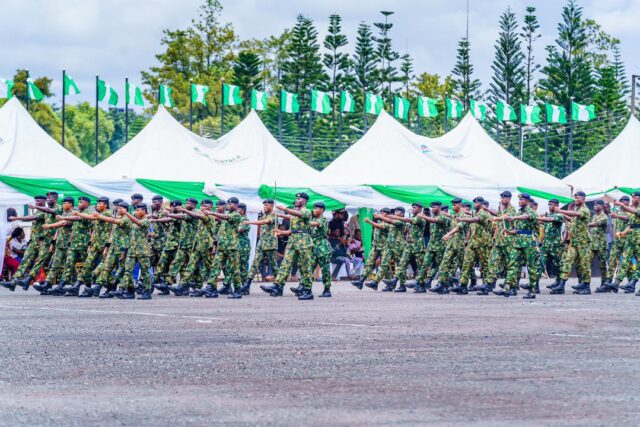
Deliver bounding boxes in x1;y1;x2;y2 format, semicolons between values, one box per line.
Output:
280;90;299;113
126;82;144;106
470;100;487;121
365;92;383;115
545;103;567;124
0;79;13;99
63;74;80;96
191;84;209;106
251;89;268;111
340;91;355;113
223;83;242;106
446;98;463;118
394;96;410;120
159;85;174;107
417;96;438;118
521;105;542;125
27;79;43;101
311;89;331;114
496;101;516;121
572;102;595;122
98;79;118;105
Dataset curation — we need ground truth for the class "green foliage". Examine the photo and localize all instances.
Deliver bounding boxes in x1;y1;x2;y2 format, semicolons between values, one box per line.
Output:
232;50;262;115
451;38;481;109
521;6;541;103
64;102;113;165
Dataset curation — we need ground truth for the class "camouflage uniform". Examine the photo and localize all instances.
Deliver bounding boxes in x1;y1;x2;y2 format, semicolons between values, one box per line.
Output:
120;218;152;291
95;215;132;287
167;214;196;284
78;210;112;284
181;214;215;285
150;209;168;270
360;221;389;280
609;209;629;281
505;206;540;291
45;209;75;284
59;209;92;283
156;218;180;282
460;209;492;287
310;216;332;288
238;215;251;280
619;209;640;281
374;220;406;282
559;206;592;283
29;205;62;279
274;208;313;290
589;212;609;281
484;205;516;284
14;209;46;280
394;215;426;285
415;213;449;282
438;210;470;284
540;213;564;278
206;211;242;290
246;212;279;281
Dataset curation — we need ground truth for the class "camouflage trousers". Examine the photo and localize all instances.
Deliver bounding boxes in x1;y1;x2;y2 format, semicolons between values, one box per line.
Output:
540;244;564;278
311;246;332;288
415;247;445;282
206;249;241;290
590;245;609;282
560;244;592;283
395;248;425;285
619;241;640;282
120;252;151;291
95;247;127;287
78;244;105;284
239;245;250;281
167;248;191;285
275;245;313;289
246;248;279;281
609;239;628;282
361;247;383;280
150;245;163;271
460;246;489;287
374;246;402;282
45;244;70;285
483;245;510;284
155;248;177;282
60;246;90;283
438;245;464;283
506;246;541;290
14;240;39;279
181;247;213;285
27;241;54;280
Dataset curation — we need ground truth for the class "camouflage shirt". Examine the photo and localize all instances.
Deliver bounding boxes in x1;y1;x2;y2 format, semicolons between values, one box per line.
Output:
468;209;492;249
372;221;389;250
613;208;629;241
238;214;251;253
288;208;313;250
512;206;538;249
163;218;181;250
194;214;215;252
568;206;591;247
68;208;91;250
54;209;74;249
177;213;197;249
447;211;469;250
150;209;168;249
257;212;277;251
129;218;150;256
589;212;608;251
92;210;112;247
43;204;62;243
406;215;426;252
494;205;517;247
217;211;242;252
427;213;449;252
310;216;332;257
32;210;46;241
628;209;640;239
386;220;407;249
113;215;132;250
542;213;564;248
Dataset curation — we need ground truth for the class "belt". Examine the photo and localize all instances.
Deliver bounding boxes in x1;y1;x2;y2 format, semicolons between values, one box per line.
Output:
630;225;640;230
516;230;533;235
291;230;309;234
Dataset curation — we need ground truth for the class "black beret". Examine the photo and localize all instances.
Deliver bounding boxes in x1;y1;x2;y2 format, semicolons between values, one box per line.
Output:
186;197;198;204
131;193;143;201
548;198;560;204
632;191;640;197
411;202;423;208
314;201;326;209
152;195;163;201
62;197;74;204
238;203;247;210
34;195;47;200
97;197;109;205
135;203;147;211
500;191;512;198
112;198;123;206
442;205;449;210
395;206;405;213
473;196;485;203
296;192;310;200
171;200;183;207
263;199;274;204
380;208;391;214
594;199;605;206
530;199;538;205
620;196;630;202
78;196;90;203
201;199;214;206
227;197;239;204
430;201;442;207
518;193;531;200
482;200;489;206
451;198;463;204
574;191;586;197
462;202;472;208
46;191;58;197
216;200;227;206
118;201;129;208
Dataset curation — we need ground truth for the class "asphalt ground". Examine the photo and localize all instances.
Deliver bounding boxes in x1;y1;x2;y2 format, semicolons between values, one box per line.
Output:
0;278;639;427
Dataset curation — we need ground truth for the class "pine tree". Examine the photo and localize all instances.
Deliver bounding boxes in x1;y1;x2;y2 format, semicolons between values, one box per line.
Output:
490;7;525;106
373;11;400;102
451;37;481;110
323;14;348;118
232;50;262;115
353;22;378;93
399;53;414;98
594;65;627;141
521;6;541;103
612;43;630;96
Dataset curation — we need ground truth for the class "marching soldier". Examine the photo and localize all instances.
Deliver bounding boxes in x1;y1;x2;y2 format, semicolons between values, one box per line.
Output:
605;195;630;291
149;195;167;271
538;199;565;289
237;203;251;287
431;198;469;294
351;208;391;290
165;198;198;292
589;200;610;291
152;200;182;292
410;201;449;293
454;196;492;294
117;203;153;300
614;191;640;294
179;199;215;294
364;207;406;291
304;201;332;298
242;199;279;294
483;191;516;291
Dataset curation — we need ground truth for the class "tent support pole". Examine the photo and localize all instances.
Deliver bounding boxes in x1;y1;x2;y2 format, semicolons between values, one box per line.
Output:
95;75;99;165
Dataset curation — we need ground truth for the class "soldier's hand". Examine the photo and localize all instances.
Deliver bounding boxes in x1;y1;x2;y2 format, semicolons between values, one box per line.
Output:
442;234;451;241
8;216;16;221
27;203;36;209
276;205;287;211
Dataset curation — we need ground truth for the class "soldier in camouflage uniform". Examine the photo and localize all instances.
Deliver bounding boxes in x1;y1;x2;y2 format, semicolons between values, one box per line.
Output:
538;199;565;289
196;197;244;299
614;192;640;294
483;191;516;289
492;193;540;299
296;201;332;297
149;195;167;271
384;203;427;293
115;203;153;300
242;199;279;294
165;198;198;291
588;200;609;289
453;197;492;294
351;208;391;290
151;200;182;292
237;203;251;286
410;201;449;293
179;199;215;293
430;198;469;294
604;195;630;291
551;191;592;295
30;192;62;293
364;207;407;292
261;192;315;300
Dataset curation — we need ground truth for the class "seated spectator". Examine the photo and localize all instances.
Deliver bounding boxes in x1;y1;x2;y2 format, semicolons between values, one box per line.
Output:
329;228;352;280
348;228;364;277
329;209;347;237
10;227;27;261
3;227;23;278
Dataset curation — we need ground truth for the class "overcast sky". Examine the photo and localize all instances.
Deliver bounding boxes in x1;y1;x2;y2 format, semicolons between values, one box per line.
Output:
2;0;639;107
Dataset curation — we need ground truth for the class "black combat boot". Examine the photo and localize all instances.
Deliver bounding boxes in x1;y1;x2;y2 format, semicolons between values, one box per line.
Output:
239;278;252;295
405;280;417;289
112;287;126;299
137;289;152;300
48;282;69;296
119;288;135;299
17;276;32;291
382;277;398;291
298;288;314;300
77;284;96;298
319;287;332;297
289;284;304;296
350;278;364;290
620;279;637;294
364;280;379;291
153;279;169;292
523;291;536;299
260;283;282;296
64;281;83;296
476;283;492;295
218;283;232;295
413;281;426;293
228;287;242;299
394;283;407;293
449;285;468;295
2;279;17;292
203;284;219;298
169;283;189;296
429;281;448;294
550;279;566;294
33;281;50;294
573;283;591;295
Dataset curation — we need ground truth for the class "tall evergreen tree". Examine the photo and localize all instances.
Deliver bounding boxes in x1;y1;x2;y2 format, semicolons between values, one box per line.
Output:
232;50;262;115
373;11;400;102
521;6;541;103
490;7;525;106
353;22;378;93
323;14;349;117
399;53;414;98
451;37;481;110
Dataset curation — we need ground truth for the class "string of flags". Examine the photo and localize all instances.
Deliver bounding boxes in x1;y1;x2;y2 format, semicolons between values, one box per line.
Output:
0;75;598;123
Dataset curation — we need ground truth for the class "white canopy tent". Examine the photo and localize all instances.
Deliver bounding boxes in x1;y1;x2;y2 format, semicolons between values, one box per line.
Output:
563;115;640;197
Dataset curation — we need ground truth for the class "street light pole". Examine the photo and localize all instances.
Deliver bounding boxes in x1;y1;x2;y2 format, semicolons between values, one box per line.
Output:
631;75;639;117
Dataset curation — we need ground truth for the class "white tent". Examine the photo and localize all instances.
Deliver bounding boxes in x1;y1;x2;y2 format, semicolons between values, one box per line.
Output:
91;106;218;181
563;115;640;196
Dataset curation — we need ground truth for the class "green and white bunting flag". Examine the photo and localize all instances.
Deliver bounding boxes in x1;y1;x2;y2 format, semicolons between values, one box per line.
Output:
340;91;355;113
545;103;567;124
394;96;410;120
159;85;174;107
446;98;464;119
251;89;268;111
191;84;209;106
98;79;118;105
572;102;595;122
0;79;13;99
280;90;299;113
223;83;242;106
521;105;542;125
126;82;144;106
496;101;516;121
27;78;44;101
470;100;487;121
63;74;80;96
365;92;383;115
311;89;331;114
417;96;438;118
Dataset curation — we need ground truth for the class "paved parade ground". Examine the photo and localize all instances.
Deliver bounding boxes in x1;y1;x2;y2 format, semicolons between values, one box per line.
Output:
1;278;639;426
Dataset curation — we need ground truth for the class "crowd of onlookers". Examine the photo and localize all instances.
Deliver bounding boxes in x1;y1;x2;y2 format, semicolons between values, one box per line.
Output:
2;208;27;279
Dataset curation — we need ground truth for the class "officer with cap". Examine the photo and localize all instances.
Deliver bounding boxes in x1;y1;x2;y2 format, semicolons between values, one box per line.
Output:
242;199;279;294
150;200;182;293
351;208;392;290
482;190;517;294
165;198;198;294
131;193;144;209
614;191;640;294
589;200;610;291
538;198;565;289
606;195;631;291
364;206;407;291
431;198;469;294
261;192;315;300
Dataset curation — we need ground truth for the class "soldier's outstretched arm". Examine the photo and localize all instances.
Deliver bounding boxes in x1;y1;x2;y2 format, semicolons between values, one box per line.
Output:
43;220;70;229
277;205;303;217
123;211;142;226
